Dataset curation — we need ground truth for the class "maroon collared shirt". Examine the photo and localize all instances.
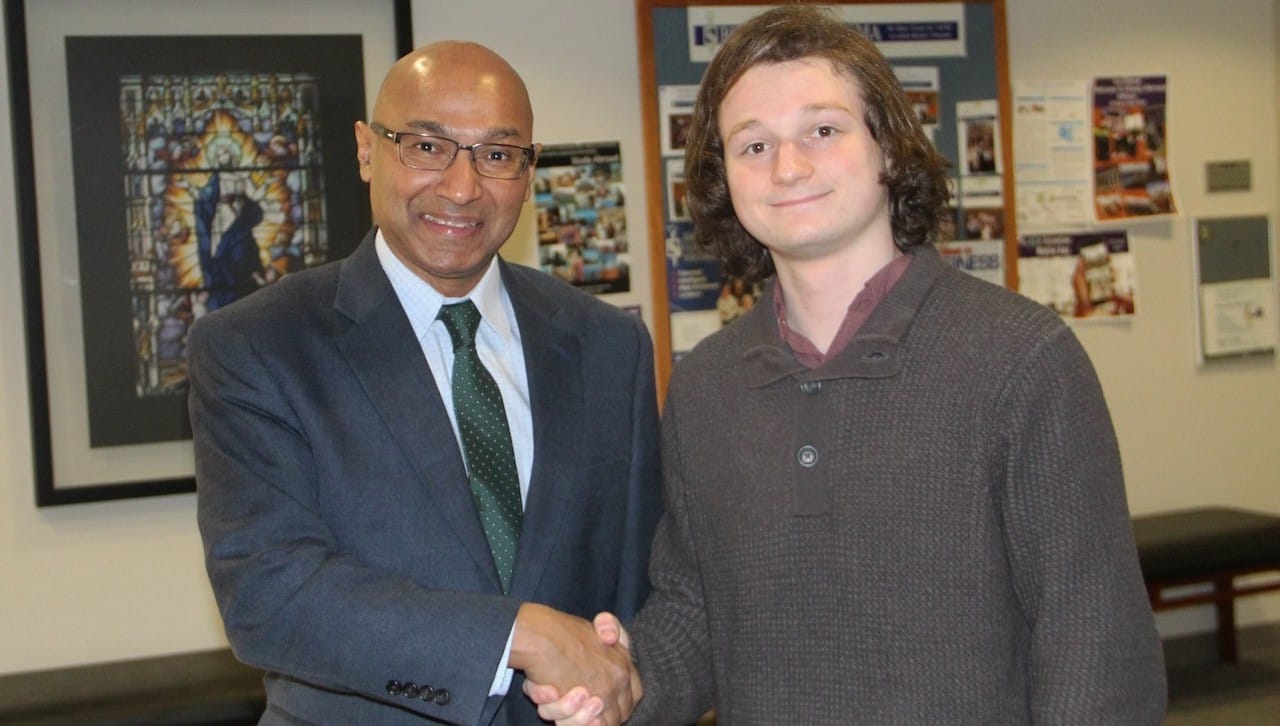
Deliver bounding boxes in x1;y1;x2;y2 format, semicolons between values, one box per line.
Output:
773;253;913;369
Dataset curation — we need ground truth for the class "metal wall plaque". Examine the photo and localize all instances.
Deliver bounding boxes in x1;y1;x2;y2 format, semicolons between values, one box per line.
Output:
1205;159;1251;192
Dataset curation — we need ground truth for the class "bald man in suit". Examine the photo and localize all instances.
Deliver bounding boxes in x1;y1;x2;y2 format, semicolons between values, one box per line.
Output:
190;41;660;725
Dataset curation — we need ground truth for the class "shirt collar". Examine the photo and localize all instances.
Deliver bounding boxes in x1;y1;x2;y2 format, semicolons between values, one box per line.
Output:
737;245;946;387
773;252;912;368
374;230;515;347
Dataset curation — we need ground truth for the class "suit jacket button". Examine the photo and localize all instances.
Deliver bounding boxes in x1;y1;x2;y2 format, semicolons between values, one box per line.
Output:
403;682;420;698
385;680;403;696
419;685;436;701
434;688;451;705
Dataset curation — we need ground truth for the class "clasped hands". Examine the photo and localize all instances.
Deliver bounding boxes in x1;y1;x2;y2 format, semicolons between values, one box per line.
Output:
513;604;631;726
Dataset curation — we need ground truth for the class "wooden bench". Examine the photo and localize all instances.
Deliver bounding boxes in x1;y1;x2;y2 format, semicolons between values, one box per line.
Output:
0;648;264;725
1132;506;1280;662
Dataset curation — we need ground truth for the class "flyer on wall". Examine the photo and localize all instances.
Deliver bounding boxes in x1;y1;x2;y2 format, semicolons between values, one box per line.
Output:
1017;230;1137;320
1092;76;1176;221
938;239;1005;286
533;141;630;295
658;84;699;157
895;66;940;144
1012;79;1092;228
1200;280;1275;358
956;99;1003;207
664;221;721;355
664;221;763;356
666;158;690;222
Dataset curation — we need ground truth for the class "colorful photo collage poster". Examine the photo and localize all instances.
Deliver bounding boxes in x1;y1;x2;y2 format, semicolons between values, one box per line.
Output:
1092;76;1175;221
533;142;630;295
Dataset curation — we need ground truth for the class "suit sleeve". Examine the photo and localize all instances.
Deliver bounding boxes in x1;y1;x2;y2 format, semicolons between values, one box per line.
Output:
188;312;518;725
610;316;664;622
997;326;1167;724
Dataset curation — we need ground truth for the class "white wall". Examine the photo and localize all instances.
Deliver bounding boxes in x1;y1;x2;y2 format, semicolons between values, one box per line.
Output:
0;25;228;674
0;0;1276;675
1006;0;1280;634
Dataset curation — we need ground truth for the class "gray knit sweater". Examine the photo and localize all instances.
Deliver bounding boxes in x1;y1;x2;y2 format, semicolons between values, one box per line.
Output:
630;245;1166;724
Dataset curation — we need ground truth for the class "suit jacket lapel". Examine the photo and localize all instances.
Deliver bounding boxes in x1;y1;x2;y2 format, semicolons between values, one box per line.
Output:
501;263;582;598
331;233;499;587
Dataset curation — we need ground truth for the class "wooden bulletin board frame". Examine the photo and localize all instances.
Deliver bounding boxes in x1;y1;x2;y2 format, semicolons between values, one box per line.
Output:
635;0;1016;397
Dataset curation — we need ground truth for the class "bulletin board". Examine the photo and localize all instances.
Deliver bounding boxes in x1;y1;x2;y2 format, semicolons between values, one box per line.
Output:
634;0;1015;395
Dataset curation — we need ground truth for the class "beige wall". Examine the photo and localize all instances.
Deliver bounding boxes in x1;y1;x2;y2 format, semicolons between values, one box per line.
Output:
1005;0;1280;633
1;0;1276;674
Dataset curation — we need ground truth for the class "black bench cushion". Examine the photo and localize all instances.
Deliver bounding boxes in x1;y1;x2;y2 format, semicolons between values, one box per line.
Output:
0;648;264;725
1132;506;1280;582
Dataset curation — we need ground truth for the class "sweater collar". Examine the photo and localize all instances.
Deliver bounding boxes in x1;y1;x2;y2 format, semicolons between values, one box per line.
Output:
738;245;949;388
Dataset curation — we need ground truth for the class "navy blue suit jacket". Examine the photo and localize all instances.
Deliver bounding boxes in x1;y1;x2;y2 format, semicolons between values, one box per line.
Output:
190;231;662;725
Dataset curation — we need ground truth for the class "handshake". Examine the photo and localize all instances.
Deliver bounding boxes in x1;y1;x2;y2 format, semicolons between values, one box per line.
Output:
512;603;636;726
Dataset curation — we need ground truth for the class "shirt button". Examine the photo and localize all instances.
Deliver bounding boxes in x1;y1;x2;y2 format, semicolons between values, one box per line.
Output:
799;381;822;394
797;445;818;467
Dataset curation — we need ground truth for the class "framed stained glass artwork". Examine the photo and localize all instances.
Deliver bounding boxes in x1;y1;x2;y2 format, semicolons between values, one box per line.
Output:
5;0;412;505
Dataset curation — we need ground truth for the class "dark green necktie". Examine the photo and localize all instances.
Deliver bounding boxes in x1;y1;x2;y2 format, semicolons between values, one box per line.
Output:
438;300;522;593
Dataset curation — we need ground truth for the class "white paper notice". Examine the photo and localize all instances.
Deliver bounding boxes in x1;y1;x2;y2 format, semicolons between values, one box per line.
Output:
1012;80;1091;228
1200;279;1276;357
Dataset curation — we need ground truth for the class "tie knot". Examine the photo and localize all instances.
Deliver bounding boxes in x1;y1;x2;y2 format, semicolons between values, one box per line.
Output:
438;300;482;349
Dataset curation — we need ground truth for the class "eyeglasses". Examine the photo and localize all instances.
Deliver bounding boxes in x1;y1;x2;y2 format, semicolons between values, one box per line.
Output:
369;122;535;180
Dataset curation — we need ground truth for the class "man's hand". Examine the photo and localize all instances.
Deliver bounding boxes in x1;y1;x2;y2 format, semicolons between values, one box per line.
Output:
522;612;632;726
589;611;627;649
511;605;639;726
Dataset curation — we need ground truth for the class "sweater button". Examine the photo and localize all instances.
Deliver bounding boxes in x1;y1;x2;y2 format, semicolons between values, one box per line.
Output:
797;445;818;467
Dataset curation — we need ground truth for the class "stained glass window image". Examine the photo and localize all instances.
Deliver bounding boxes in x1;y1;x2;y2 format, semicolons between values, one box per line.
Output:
120;72;326;397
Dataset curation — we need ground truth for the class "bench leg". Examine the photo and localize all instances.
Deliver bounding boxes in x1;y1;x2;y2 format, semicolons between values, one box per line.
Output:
1213;576;1238;663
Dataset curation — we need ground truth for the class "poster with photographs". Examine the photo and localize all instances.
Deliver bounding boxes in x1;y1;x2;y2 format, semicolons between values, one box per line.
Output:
659;84;699;156
895;66;940;144
1018;230;1136;319
663;221;763;355
666;158;690;221
533;142;630;295
1092;76;1175;221
958;205;1005;242
956;99;1003;207
664;221;721;354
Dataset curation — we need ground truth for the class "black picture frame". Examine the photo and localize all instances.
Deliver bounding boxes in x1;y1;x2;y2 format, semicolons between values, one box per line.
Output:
5;0;413;506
